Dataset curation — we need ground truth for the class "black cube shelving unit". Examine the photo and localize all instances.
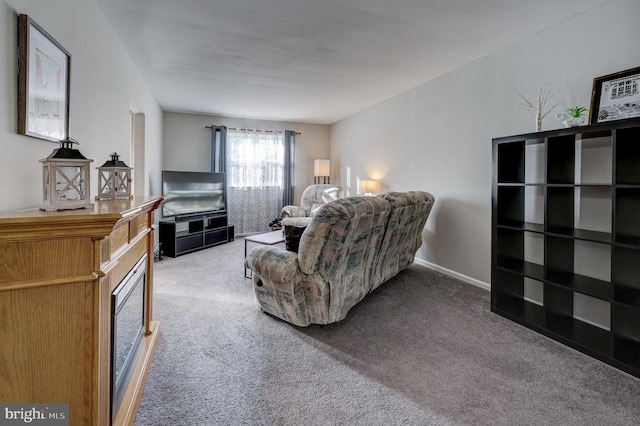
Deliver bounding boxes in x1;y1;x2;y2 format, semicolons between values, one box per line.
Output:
492;117;640;379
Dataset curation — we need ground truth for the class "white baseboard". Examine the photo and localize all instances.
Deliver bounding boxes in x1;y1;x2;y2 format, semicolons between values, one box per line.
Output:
413;258;491;292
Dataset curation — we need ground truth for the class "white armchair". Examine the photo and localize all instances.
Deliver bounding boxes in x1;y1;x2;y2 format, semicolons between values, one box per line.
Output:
281;185;343;252
281;184;343;218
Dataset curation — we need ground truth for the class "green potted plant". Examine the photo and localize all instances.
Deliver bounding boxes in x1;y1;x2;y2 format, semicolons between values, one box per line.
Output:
556;106;588;127
568;106;588;118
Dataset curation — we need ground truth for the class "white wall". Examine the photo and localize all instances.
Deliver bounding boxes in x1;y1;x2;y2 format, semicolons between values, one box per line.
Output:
0;0;163;213
331;0;640;286
163;112;330;203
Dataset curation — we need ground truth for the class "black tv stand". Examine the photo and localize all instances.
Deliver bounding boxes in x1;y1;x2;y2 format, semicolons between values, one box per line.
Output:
174;210;225;222
159;212;232;257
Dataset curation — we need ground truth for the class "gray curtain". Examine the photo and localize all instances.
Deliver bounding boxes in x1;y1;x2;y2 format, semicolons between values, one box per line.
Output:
211;125;227;173
283;130;295;207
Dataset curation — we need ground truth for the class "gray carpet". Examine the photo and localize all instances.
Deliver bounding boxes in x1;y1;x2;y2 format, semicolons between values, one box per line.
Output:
135;239;640;425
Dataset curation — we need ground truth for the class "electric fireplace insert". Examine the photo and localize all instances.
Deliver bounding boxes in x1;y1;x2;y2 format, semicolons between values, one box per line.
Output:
111;253;147;420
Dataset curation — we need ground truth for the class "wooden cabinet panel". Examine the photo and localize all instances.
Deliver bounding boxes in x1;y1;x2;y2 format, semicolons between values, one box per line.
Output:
0;239;93;284
110;222;131;256
0;282;92;424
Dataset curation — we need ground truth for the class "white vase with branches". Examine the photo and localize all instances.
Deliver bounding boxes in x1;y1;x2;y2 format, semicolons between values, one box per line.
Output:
517;83;563;132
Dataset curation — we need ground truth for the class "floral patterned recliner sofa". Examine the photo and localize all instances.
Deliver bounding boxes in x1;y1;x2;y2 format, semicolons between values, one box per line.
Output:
244;191;435;327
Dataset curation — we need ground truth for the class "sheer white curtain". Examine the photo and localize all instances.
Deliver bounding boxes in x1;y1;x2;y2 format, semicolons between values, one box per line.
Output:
226;130;285;233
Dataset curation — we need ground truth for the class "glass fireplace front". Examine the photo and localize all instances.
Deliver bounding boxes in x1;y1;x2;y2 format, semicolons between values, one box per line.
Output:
111;253;147;420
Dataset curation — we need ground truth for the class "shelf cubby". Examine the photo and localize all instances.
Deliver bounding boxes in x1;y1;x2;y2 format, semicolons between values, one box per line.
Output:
546;135;575;184
545;235;610;299
574;186;612;236
613;303;640;370
175;221;191;238
160;212;230;257
205;215;227;231
524;231;544;266
525;140;545;184
496;227;523;260
546;187;574;233
613;247;640;308
573;292;611;330
493;118;640;379
544;235;574;280
573;239;611;283
546;284;612;354
496;228;544;281
615;126;640;185
615;188;640;246
494;269;523;299
497;186;524;226
524;277;544;306
493;270;545;327
524;186;544;225
547;315;612;356
576;134;612;185
497;141;525;183
544;284;573;322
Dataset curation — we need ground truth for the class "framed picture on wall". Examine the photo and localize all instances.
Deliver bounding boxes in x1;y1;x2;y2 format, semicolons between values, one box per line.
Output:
17;14;71;142
589;66;640;124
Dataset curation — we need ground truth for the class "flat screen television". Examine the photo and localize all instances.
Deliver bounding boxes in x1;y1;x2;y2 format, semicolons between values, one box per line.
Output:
161;170;227;220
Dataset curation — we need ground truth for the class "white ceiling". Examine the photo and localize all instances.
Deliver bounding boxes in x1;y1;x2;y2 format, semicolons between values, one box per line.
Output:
94;0;610;124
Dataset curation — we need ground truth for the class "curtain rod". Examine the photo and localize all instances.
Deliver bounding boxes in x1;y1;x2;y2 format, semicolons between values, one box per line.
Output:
205;125;301;135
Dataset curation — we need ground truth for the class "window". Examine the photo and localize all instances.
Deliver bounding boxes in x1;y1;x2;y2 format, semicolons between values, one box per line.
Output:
226;130;285;233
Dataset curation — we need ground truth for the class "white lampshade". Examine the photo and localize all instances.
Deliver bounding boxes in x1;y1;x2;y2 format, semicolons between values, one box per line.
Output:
313;159;331;184
360;180;380;195
314;159;330;177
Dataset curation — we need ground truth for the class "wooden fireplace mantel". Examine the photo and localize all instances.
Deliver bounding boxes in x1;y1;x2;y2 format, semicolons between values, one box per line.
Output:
0;196;163;425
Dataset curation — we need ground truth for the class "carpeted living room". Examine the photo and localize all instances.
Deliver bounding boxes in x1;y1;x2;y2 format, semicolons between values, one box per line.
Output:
1;1;640;425
136;240;640;425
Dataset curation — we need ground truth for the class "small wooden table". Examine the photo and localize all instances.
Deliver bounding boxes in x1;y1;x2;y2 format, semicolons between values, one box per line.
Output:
244;230;285;278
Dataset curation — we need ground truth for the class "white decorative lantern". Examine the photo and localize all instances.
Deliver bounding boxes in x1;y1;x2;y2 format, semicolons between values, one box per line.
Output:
96;152;133;200
40;138;93;211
